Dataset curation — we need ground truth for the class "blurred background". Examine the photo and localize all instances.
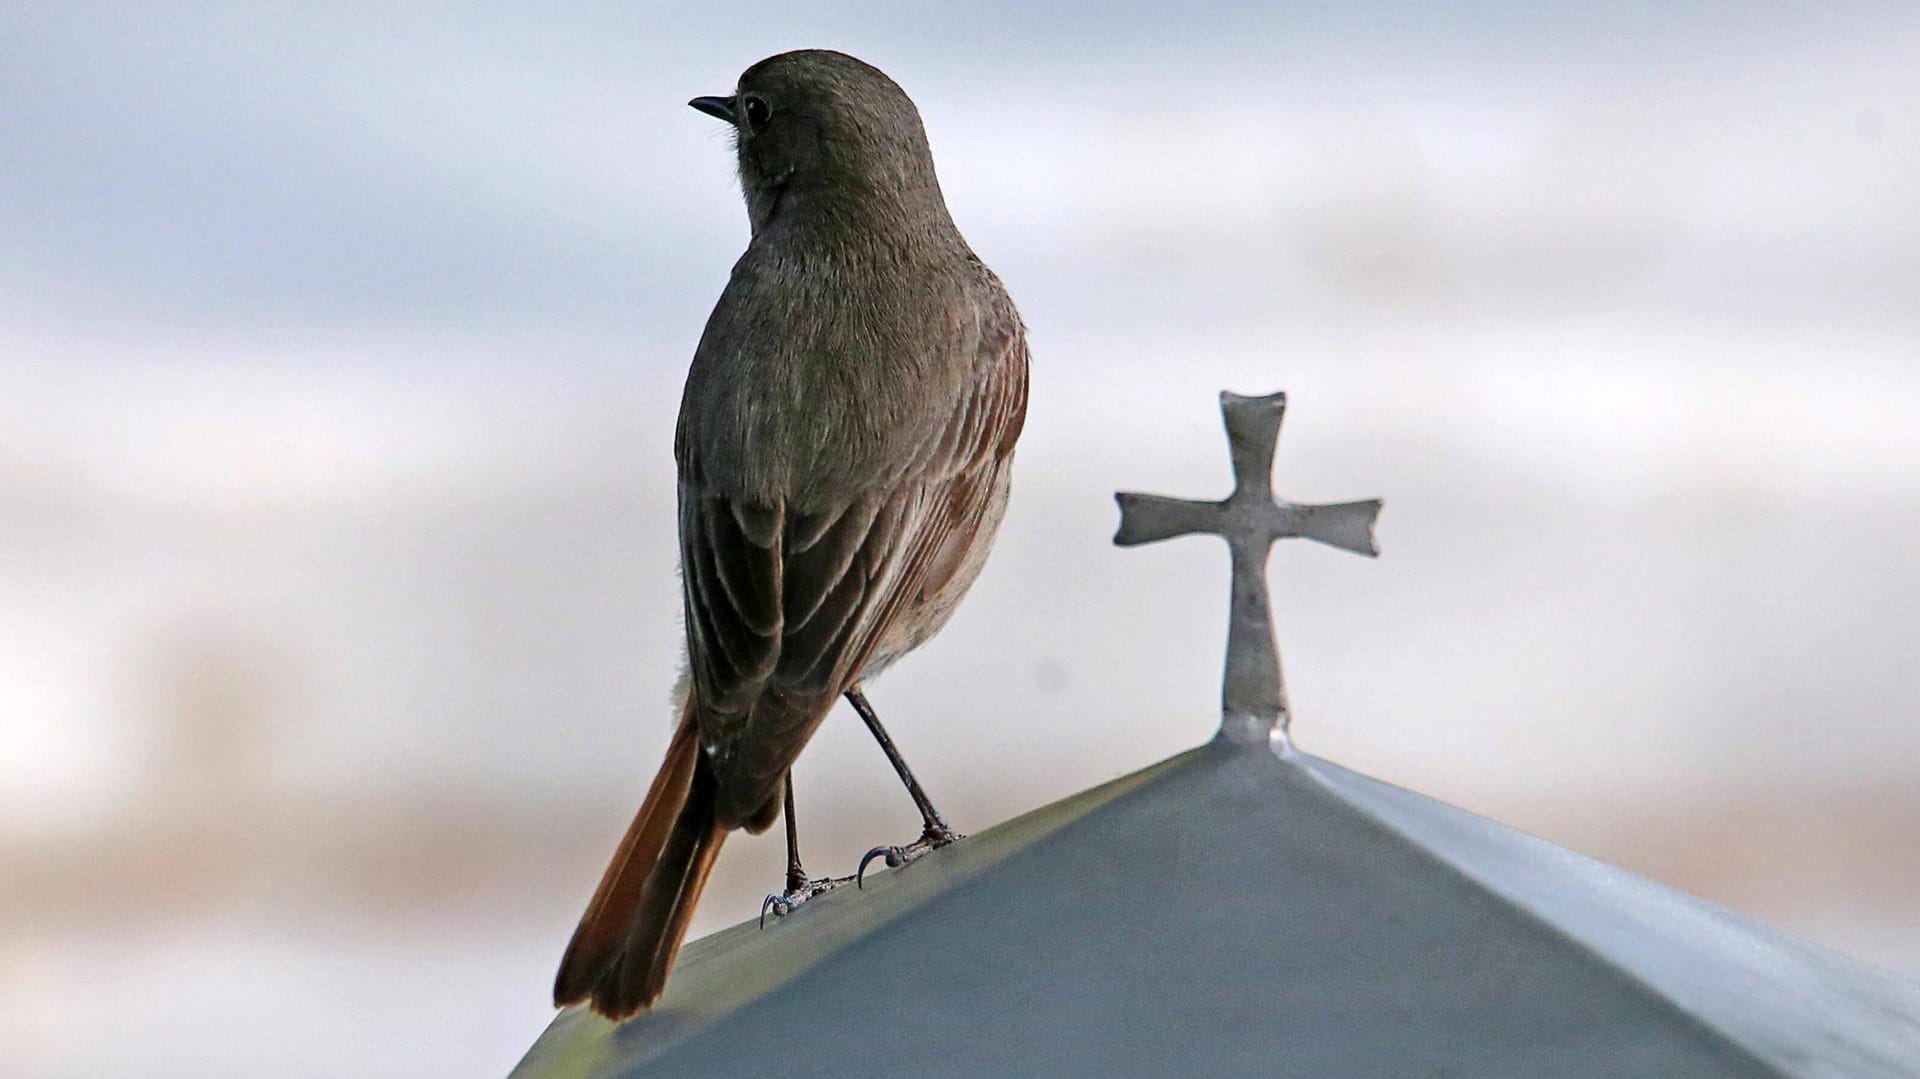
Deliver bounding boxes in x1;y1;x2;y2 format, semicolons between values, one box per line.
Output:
3;2;1917;1076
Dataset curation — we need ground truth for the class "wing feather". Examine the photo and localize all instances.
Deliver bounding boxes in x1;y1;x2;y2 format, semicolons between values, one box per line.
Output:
781;497;883;631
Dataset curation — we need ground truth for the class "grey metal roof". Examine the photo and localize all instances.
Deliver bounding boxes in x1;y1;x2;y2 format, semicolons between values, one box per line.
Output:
511;739;1920;1078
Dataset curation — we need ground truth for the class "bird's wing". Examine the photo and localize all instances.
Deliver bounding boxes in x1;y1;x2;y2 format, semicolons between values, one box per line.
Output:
679;320;1028;826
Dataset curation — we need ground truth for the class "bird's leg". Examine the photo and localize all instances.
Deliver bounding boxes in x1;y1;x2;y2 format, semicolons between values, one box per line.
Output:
846;686;963;886
759;773;850;926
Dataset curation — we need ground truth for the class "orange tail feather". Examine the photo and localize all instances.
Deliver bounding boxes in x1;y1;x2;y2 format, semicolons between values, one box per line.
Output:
554;704;727;1019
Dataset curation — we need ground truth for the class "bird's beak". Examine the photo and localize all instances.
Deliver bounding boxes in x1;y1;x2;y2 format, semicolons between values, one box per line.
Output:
688;95;737;123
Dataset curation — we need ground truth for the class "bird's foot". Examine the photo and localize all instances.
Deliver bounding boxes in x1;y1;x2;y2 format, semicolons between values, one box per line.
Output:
856;823;964;887
759;873;850;927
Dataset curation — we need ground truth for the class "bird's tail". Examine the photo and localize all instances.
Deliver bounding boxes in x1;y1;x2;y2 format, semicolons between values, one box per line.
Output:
553;700;726;1019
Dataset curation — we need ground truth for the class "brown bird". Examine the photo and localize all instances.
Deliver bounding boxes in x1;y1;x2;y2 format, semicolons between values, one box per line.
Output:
552;50;1029;1020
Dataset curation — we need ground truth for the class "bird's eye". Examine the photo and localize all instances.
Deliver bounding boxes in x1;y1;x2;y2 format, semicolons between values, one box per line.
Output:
742;95;771;133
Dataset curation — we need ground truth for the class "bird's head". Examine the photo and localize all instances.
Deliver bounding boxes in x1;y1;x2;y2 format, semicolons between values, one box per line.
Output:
689;50;950;236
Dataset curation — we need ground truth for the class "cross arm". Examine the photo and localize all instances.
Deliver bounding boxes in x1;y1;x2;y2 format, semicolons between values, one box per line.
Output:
1280;499;1384;558
1112;493;1227;547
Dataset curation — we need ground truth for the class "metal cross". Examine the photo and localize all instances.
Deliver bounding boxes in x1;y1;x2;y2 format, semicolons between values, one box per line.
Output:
1114;391;1381;750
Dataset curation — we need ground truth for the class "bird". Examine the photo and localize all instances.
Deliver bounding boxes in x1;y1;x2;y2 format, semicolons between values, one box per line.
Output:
552;49;1029;1021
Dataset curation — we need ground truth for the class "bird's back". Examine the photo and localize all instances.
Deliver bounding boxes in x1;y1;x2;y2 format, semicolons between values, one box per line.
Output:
677;232;1004;506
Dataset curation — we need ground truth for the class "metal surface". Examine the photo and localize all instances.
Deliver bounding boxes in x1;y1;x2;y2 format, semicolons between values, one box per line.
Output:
514;742;1920;1078
1113;391;1381;748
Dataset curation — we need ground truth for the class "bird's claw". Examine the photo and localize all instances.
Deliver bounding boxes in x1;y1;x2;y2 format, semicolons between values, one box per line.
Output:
855;845;906;887
758;893;788;928
758;874;849;928
855;825;963;888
